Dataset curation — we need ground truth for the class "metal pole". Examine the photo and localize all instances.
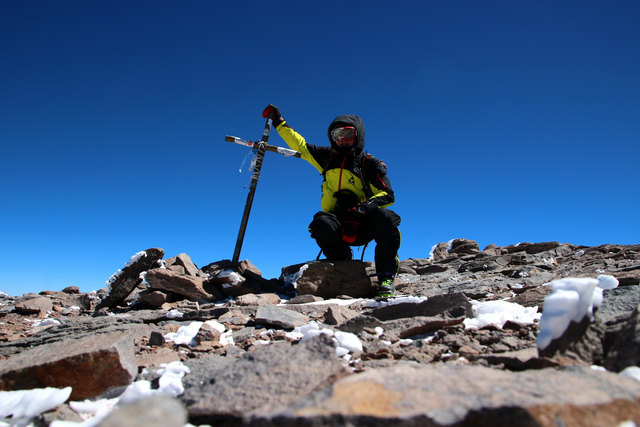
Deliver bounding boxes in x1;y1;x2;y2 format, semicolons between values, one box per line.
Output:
231;117;272;267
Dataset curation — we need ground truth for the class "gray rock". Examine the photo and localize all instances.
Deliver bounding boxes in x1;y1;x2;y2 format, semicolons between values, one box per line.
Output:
605;304;640;372
381;315;466;342
598;285;640;321
538;316;605;364
255;305;309;330
250;364;640;426
100;395;187;427
182;334;347;424
365;292;472;321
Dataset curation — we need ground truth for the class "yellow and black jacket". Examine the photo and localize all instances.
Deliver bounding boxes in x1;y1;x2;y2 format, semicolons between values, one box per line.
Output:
276;114;394;214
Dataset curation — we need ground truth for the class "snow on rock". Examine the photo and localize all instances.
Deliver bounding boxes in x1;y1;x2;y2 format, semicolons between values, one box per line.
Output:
156;361;191;397
166;309;184;319
290;321;362;358
537;275;619;350
362;296;429;308
463;300;541;329
283;264;308;289
620;366;640;382
164;321;203;347
0;386;72;420
105;251;148;289
218;269;243;288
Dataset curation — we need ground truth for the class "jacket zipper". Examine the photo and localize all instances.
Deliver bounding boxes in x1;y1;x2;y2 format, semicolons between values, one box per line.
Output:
338;157;346;190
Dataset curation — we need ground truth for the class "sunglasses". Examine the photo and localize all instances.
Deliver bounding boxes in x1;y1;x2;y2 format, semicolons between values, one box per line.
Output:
331;126;357;144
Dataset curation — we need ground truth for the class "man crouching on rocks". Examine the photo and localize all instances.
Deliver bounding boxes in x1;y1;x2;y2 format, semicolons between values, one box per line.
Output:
263;104;401;297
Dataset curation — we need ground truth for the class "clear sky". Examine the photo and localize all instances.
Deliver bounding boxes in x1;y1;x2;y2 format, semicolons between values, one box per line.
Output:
1;1;639;296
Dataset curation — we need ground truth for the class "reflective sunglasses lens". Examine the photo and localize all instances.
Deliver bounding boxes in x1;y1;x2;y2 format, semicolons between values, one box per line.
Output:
332;126;356;142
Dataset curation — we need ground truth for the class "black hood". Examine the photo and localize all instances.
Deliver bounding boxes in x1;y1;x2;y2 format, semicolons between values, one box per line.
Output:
327;114;365;155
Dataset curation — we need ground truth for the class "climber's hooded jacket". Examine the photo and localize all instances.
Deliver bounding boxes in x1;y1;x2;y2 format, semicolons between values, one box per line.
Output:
276;115;394;214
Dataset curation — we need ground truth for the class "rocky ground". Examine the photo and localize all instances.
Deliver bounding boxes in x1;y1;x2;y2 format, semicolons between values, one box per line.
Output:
1;239;639;426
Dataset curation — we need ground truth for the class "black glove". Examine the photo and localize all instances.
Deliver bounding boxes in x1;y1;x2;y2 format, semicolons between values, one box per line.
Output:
351;200;377;215
262;104;285;127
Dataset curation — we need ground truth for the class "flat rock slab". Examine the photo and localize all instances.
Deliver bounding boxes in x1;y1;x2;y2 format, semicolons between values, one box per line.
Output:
251;364;640;426
365;292;472;321
183;335;346;424
255;305;310;330
145;268;221;302
0;331;137;400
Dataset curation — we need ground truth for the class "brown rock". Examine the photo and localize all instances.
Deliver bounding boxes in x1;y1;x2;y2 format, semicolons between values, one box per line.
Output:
164;253;200;277
324;306;360;326
96;248;164;310
145;269;221;302
255;364;640;426
0;331;137;400
285;260;374;298
236;293;281;306
15;296;52;318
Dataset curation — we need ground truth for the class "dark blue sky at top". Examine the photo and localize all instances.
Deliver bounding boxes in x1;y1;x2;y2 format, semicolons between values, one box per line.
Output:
1;1;639;295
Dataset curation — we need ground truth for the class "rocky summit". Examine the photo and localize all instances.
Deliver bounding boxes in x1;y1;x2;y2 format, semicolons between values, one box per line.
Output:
1;240;639;426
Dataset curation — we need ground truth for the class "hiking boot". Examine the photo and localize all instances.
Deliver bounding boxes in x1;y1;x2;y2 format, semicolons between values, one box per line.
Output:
377;277;395;298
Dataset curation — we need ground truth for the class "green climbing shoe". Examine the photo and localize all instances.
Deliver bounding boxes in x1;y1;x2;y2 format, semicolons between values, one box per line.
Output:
377;278;395;298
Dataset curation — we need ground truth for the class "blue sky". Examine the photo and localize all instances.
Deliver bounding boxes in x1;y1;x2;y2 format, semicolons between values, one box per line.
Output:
1;1;639;296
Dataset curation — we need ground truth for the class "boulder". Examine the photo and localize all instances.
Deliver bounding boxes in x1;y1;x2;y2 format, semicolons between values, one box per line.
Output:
235;293;281;306
0;331;137;400
449;238;480;255
283;260;373;298
99;395;187;427
183;335;347;423
365;293;472;321
14;296;52;318
255;305;309;330
96;248;164;310
250;364;640;426
164;253;201;277
604;304;640;372
145;269;221;302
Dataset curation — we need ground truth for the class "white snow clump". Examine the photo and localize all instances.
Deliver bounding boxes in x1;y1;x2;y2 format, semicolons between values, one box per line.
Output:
537;275;619;350
463;300;541;329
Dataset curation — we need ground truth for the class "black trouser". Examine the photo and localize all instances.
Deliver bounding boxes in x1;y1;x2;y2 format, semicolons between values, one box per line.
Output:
308;208;401;277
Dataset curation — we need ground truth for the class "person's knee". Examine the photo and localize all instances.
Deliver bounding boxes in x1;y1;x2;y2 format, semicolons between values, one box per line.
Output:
309;212;341;237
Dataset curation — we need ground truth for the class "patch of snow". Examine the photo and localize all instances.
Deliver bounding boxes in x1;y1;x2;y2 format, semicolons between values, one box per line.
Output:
164;321;203;347
166;309;184;319
219;330;235;346
0;387;72;420
537;276;619;350
219;270;243;288
283;264;308;289
464;300;541;329
292;321;362;358
362;296;428;308
204;319;225;333
620;366;640;382
32;318;62;328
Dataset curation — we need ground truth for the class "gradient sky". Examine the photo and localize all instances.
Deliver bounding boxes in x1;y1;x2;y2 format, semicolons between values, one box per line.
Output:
1;1;639;296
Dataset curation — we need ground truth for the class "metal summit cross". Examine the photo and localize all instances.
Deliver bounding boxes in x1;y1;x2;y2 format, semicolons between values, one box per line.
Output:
225;112;300;268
